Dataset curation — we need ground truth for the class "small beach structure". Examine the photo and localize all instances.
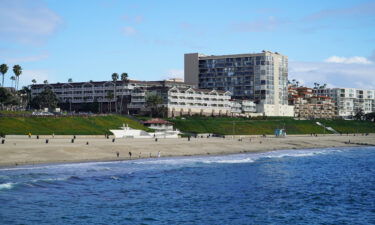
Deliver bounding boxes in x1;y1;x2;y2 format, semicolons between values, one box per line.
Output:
109;119;180;139
110;124;152;138
142;118;180;138
142;118;174;131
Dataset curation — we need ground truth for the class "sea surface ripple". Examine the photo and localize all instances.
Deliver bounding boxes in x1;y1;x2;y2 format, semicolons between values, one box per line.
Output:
1;147;375;224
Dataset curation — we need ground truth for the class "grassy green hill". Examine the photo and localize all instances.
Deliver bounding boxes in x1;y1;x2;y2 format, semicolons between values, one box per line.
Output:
1;114;374;135
0;115;151;135
168;116;375;135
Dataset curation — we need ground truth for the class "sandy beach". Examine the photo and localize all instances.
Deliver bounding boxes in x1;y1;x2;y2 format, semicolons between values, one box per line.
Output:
0;134;374;167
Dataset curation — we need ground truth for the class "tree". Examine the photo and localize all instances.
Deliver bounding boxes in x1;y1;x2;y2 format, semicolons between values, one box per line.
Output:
31;79;37;85
13;65;22;90
30;88;59;110
120;72;129;114
0;87;20;110
68;78;73;83
18;86;31;109
145;93;164;117
111;73;119;113
10;76;16;88
364;112;375;123
354;108;365;121
43;80;48;84
0;64;8;87
106;91;114;113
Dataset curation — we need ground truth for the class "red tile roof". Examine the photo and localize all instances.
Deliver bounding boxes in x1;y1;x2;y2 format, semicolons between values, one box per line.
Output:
143;118;173;125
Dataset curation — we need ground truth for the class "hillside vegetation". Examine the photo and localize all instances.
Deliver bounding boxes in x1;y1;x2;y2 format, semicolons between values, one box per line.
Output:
0;115;151;135
168;116;375;135
1;115;374;135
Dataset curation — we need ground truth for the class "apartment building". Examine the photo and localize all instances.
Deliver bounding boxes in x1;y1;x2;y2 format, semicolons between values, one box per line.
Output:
185;50;293;116
167;87;232;117
230;100;258;117
288;86;336;119
30;80;194;113
315;88;375;118
125;86;232;117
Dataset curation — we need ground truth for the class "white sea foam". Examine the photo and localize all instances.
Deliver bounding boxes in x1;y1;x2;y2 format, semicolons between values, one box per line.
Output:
0;182;15;190
202;158;255;164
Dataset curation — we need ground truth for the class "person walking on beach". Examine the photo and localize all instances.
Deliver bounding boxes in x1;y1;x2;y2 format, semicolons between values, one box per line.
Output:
129;151;132;159
157;151;161;158
116;151;119;158
28;132;31;138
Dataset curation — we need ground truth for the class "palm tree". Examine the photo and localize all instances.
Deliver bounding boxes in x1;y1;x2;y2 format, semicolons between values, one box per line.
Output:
106;91;114;113
10;76;16;88
146;93;163;117
120;72;128;114
0;64;8;87
13;65;22;90
68;78;73;83
31;79;37;85
111;73;119;113
43;80;48;84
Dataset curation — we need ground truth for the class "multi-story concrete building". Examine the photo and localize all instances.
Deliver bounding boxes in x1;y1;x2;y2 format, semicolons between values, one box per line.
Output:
122;86;232;117
167;87;232;117
30;80;232;117
230;100;258;117
315;88;375;118
30;80;194;113
184;50;293;116
288;86;336;119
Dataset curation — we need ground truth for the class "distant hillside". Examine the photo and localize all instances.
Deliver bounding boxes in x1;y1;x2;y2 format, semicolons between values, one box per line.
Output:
168;116;375;135
0;115;151;135
1;114;374;136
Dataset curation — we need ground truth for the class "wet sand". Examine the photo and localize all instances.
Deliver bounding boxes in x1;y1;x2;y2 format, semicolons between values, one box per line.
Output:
0;134;374;167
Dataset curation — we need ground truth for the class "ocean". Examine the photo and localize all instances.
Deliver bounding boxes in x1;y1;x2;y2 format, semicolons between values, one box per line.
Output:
1;147;375;224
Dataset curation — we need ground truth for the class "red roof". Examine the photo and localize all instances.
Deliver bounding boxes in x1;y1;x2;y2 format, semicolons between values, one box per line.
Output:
143;118;173;125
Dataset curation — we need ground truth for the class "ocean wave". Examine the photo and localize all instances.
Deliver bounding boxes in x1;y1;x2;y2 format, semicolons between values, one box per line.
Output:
134;148;343;166
202;158;255;164
0;182;15;190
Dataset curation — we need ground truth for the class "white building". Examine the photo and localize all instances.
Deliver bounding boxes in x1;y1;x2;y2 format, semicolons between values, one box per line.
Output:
167;87;232;117
315;88;375;118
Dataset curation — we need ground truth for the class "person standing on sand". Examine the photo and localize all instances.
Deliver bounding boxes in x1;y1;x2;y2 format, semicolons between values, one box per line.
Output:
157;151;161;158
116;152;119;157
129;151;132;159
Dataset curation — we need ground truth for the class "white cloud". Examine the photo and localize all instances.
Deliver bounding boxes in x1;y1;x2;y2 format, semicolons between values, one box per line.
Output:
19;69;53;87
289;60;375;89
325;56;373;65
5;52;49;64
231;16;289;32
0;0;63;45
161;69;184;80
122;26;137;36
123;15;144;24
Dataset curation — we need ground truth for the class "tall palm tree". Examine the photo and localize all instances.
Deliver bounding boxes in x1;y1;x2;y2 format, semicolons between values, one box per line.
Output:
106;91;114;113
111;73;119;113
31;79;37;85
120;72;128;114
10;76;16;88
68;78;73;83
43;80;48;84
0;64;8;87
13;65;22;90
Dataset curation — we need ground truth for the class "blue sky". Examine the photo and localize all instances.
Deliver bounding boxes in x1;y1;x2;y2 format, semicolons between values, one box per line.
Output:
0;0;375;89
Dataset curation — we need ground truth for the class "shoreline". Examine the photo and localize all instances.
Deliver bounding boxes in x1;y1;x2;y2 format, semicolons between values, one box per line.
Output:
1;134;374;168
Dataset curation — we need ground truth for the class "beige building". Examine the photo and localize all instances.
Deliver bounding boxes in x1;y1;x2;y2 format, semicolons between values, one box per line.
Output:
315;87;375;118
167;87;232;117
185;50;292;116
289;86;336;119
